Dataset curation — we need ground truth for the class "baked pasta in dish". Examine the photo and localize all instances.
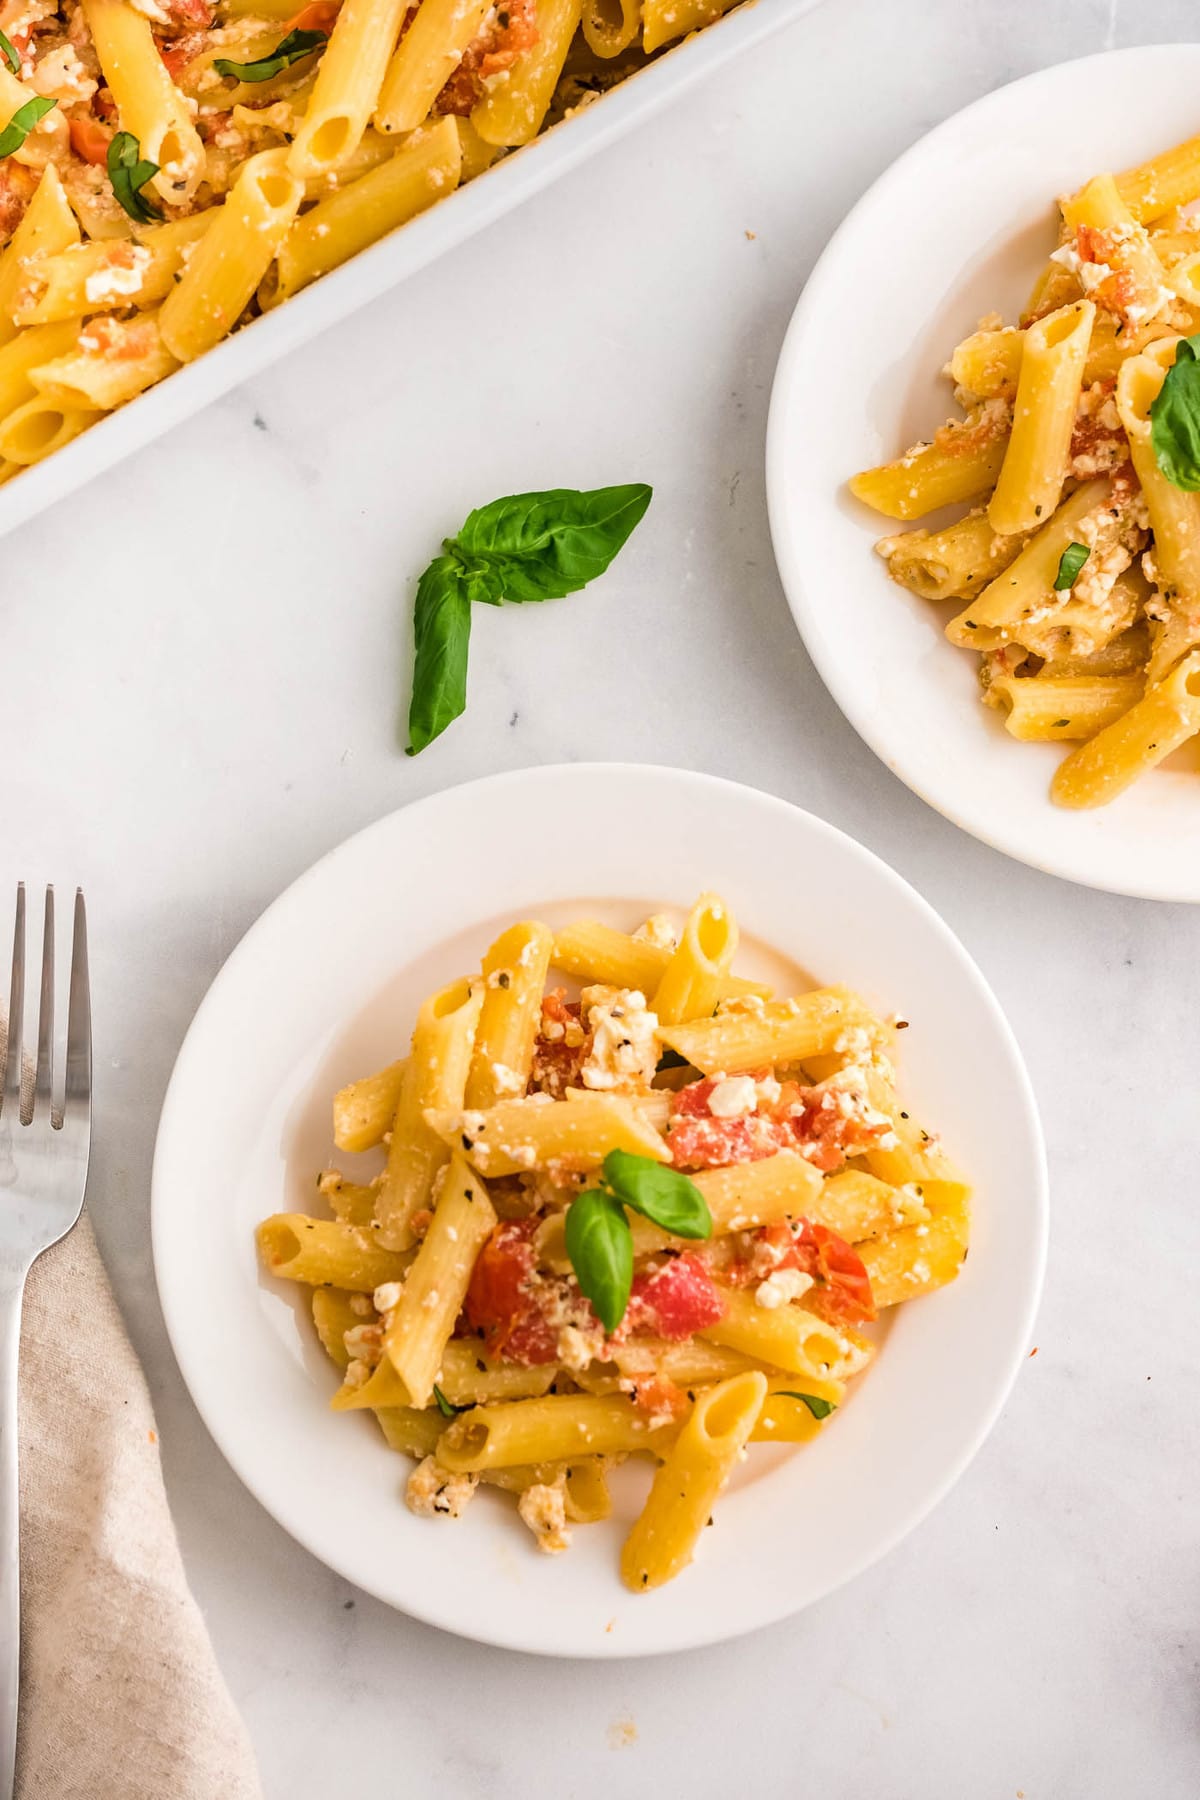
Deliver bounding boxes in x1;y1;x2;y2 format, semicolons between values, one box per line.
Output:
257;894;970;1590
0;0;745;477
852;129;1200;808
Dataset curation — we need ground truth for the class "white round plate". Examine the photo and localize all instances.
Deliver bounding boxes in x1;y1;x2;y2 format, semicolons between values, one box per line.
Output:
767;45;1200;902
152;765;1046;1656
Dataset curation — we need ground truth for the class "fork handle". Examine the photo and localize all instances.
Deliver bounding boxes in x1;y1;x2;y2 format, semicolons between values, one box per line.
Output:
0;1267;25;1800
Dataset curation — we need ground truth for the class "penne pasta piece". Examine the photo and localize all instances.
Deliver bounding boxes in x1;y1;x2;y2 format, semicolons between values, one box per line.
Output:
375;973;482;1251
12;215;212;329
382;1153;497;1407
984;672;1143;742
159;150;304;361
29;311;177;410
945;477;1114;649
84;0;205;202
287;0;411;178
276;116;463;301
465;921;553;1108
987;300;1094;535
0;165;78;349
374;0;492;137
1117;133;1200;223
581;0;640;56
436;1393;677;1472
859;1189;970;1308
876;512;1028;604
652;892;738;1026
658;986;874;1076
316;1169;379;1227
471;0;583;146
311;1287;364;1370
0;396;100;464
700;1287;872;1382
643;0;741;53
333;1057;408;1153
620;1372;766;1590
426;1091;669;1178
551;919;770;1003
849;405;1011;521
0;319;82;420
333;1338;558;1411
257;1213;413;1291
1050;649;1200;808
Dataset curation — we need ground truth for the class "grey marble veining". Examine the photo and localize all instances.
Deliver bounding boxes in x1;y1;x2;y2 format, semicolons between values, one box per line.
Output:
2;0;1198;1794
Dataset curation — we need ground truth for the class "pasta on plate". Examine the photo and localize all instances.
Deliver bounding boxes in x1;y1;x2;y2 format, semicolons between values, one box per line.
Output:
256;893;971;1591
0;0;745;479
850;129;1200;810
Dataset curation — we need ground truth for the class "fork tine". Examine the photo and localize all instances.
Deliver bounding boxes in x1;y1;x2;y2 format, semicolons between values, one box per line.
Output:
3;883;24;1108
64;888;90;1114
34;886;54;1112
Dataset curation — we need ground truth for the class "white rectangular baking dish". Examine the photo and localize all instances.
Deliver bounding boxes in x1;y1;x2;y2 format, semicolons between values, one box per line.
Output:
0;0;816;538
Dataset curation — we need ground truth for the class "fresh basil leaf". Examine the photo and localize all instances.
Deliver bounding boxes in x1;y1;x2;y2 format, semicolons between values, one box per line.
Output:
602;1149;712;1240
0;94;55;159
432;1383;464;1419
214;27;327;83
447;484;653;603
1053;542;1090;591
1151;333;1200;490
777;1392;837;1421
0;31;21;76
564;1188;633;1335
107;130;163;223
407;554;471;755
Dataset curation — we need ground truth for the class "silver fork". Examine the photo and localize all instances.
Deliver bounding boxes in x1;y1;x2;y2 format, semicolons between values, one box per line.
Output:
0;887;91;1800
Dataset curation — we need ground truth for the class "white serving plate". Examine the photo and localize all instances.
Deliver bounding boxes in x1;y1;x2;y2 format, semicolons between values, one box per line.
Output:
0;0;813;539
767;45;1200;902
152;764;1046;1657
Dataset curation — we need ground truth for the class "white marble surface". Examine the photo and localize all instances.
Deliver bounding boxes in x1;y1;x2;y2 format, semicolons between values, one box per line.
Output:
3;0;1199;1793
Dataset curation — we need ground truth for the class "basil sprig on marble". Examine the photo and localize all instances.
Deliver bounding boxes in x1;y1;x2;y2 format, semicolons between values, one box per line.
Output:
1150;333;1200;490
107;131;163;224
777;1392;837;1421
563;1151;711;1335
407;484;652;754
0;94;55;159
0;31;22;76
1053;542;1090;591
214;27;328;83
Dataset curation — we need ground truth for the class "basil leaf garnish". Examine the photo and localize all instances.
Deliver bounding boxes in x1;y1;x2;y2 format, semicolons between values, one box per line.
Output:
778;1392;837;1420
0;31;21;76
407;555;472;756
602;1149;712;1240
1151;333;1200;490
405;484;651;754
214;27;327;83
432;1383;464;1418
107;130;163;223
564;1189;633;1335
1053;542;1090;591
451;485;652;602
0;94;55;159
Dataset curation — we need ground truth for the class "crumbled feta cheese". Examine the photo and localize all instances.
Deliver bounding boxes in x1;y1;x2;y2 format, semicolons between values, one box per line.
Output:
706;1074;759;1119
490;1061;524;1095
83;246;152;305
349;1293;374;1318
517;1480;571;1553
578;986;659;1093
372;1281;403;1314
405;1456;478;1518
632;912;678;952
31;43;96;105
556;1323;603;1370
754;1267;814;1310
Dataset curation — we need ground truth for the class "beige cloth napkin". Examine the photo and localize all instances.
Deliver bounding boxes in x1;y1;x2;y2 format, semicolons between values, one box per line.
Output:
15;1213;263;1800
